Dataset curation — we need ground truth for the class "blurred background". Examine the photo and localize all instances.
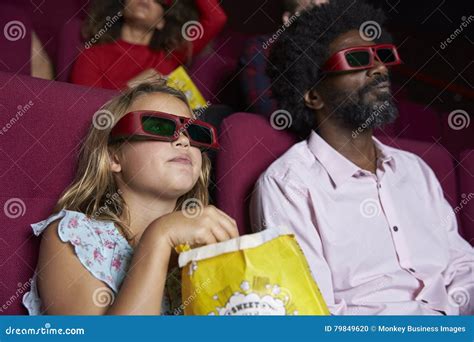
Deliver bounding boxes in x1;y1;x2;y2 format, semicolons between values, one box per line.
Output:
0;0;472;152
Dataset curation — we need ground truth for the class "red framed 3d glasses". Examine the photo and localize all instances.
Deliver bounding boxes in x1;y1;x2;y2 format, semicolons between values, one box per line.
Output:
110;110;219;150
322;44;402;73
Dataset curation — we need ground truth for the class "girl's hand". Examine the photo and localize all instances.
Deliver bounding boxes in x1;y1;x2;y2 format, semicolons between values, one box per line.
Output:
151;205;239;248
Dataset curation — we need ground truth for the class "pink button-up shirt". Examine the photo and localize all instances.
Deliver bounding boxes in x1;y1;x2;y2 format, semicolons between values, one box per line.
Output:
250;131;474;315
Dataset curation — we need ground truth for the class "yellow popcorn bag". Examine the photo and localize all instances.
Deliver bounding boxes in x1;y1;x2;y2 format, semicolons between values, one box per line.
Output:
178;227;330;315
166;66;208;110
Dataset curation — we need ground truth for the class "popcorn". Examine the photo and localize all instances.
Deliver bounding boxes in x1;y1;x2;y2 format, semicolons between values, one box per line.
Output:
178;227;329;315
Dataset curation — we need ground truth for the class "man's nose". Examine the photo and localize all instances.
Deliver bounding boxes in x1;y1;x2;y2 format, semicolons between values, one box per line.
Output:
367;59;388;77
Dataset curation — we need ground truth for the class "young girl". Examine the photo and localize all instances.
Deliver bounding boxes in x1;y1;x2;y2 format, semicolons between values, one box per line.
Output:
71;0;227;89
22;79;238;315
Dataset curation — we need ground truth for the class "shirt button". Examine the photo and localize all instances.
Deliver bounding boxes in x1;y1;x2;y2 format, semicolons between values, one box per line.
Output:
409;268;416;273
393;226;399;232
377;183;381;189
421;299;428;304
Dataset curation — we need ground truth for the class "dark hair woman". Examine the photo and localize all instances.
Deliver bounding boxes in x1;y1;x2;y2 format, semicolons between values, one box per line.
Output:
70;0;227;90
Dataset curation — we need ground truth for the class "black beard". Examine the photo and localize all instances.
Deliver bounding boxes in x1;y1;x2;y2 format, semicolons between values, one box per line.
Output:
325;75;399;131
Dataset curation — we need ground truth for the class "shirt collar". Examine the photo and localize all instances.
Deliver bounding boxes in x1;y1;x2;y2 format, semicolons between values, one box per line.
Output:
373;136;397;171
307;131;396;188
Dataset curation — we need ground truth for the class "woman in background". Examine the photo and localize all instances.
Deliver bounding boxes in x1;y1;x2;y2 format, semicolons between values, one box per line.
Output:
71;0;227;89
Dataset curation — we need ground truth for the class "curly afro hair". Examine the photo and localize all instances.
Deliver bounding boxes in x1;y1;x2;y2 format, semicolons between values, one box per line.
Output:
267;0;389;139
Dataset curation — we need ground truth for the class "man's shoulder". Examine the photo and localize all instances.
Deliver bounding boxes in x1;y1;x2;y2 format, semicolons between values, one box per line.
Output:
257;139;316;183
380;141;435;175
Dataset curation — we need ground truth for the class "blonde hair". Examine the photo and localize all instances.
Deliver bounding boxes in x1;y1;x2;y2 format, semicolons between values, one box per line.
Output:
54;79;211;242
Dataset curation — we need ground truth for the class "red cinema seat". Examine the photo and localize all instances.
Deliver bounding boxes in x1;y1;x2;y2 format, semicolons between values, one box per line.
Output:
0;71;117;314
0;4;32;76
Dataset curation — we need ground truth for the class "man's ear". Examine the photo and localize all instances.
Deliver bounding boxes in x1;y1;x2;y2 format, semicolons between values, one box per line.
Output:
109;149;122;173
156;18;165;31
304;88;324;110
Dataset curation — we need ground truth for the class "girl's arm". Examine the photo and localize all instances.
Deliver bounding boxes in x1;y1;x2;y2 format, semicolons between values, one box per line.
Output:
37;221;172;315
173;0;227;63
37;206;237;315
31;31;54;80
105;225;172;315
191;0;227;56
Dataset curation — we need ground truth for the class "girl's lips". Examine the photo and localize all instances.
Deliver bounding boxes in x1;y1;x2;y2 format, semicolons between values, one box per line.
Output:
169;157;192;165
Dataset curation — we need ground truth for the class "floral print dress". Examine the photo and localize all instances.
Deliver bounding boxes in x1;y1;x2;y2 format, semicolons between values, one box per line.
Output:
22;210;180;315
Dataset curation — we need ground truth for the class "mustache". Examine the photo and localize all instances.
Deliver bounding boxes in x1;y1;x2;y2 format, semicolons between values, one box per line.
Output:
359;74;390;95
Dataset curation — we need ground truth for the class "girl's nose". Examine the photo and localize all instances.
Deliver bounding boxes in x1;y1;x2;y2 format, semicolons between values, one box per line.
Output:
173;132;190;148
